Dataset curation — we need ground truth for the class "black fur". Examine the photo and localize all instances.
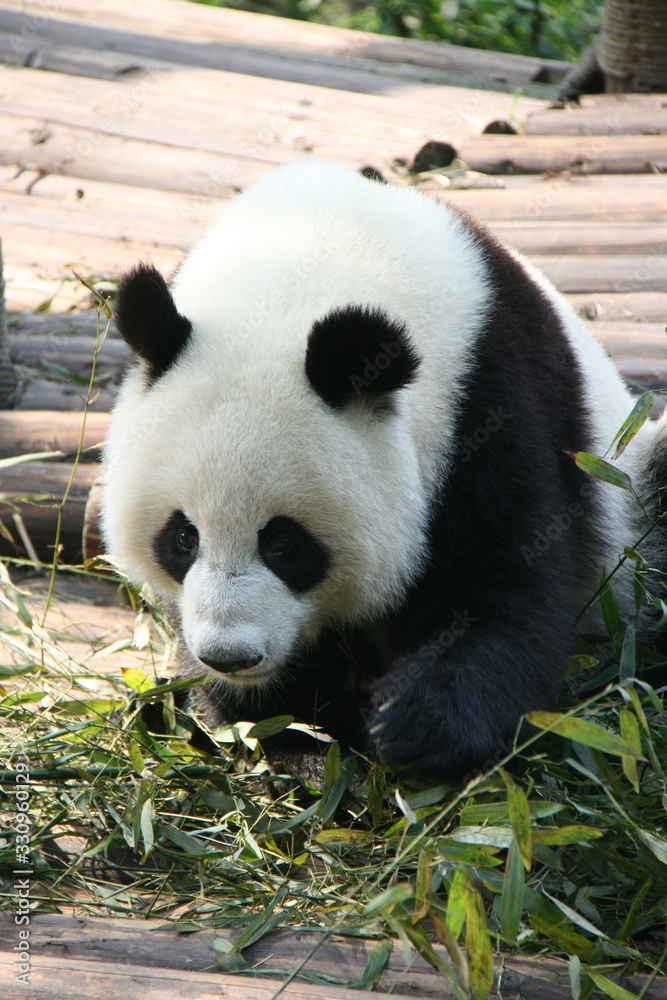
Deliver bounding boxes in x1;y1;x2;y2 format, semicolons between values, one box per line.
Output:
153;510;199;584
193;217;603;783
305;305;420;410
258;516;331;594
114;263;192;383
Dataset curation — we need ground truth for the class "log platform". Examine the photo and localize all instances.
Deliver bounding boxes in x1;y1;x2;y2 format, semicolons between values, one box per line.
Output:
0;1;666;995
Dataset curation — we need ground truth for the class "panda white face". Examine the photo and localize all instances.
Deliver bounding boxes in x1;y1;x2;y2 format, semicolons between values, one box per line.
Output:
102;159;491;690
103;358;429;689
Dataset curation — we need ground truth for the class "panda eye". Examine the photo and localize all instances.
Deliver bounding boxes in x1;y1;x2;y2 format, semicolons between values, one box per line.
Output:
153;511;199;585
258;515;330;594
268;533;293;556
176;526;198;552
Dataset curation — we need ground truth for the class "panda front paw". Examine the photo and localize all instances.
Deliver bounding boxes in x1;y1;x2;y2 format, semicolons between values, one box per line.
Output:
370;680;445;779
369;668;506;784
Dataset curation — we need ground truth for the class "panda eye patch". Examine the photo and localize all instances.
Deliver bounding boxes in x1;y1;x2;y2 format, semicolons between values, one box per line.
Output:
153;510;199;583
258;516;330;593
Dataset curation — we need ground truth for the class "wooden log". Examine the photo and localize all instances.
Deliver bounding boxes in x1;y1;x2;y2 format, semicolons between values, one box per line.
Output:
0;411;110;460
578;93;667;109
568;291;667;324
0;114;274;198
526;104;667;136
443;177;667;222
0;0;567;92
455;133;667;175
16;381;116;412
9;333;128;381
8;173;667;258
492;221;667;257
0;913;665;1000
0;30;157;80
8;309;116;340
0;952;386;1000
587;321;667;359
0;460;99;562
531;255;667;295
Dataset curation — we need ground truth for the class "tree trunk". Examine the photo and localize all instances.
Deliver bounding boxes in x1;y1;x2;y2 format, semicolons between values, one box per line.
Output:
0;239;20;408
598;0;667;92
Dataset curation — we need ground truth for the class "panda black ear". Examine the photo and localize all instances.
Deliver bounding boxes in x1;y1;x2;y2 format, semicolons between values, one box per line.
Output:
305;305;420;411
114;263;192;384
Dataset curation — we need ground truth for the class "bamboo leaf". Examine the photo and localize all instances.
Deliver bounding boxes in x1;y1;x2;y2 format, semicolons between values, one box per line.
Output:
588;971;642;1000
121;667;155;694
230;887;286;955
569;955;582;1000
361;938;392;988
466;890;494;1000
140;798;154;855
500;840;524;945
128;738;145;776
446;866;473;938
543;889;608;938
608;391;655;460
0;450;64;470
637;829;667;866
531;825;604;846
366;763;385;827
364;883;414;917
413;849;433;925
569;451;632;491
599;572;623;648
526;711;645;759
619;708;641;792
436;840;503;867
404;924;469;1000
247;715;294;739
315;829;373;846
432;908;470;992
529;913;596;959
501;770;532;871
321;739;340;802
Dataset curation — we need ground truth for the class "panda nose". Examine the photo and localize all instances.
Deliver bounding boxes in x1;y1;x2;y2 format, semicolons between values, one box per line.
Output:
198;652;263;674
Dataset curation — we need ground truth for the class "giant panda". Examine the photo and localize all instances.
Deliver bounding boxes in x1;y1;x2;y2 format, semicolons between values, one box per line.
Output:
101;158;667;782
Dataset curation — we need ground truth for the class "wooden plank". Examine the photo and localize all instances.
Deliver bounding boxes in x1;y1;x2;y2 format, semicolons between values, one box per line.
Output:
492;221;667;256
0;63;485;167
526;103;667;136
16;381;116;412
589;322;667;359
0;0;566;95
568;291;667;324
578;93;667;109
531;255;667;295
0;914;665;1000
456;133;667;175
0;411;109;460
444;178;667;221
0;951;399;1000
10;334;127;381
0;113;287;195
0;461;99;562
7;177;667;258
0;30;154;80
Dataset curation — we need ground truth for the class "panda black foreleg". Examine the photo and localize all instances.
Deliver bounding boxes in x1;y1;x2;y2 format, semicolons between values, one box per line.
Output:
369;598;571;783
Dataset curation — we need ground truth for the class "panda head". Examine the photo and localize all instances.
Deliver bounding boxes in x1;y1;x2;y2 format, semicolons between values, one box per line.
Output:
101;161;489;689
